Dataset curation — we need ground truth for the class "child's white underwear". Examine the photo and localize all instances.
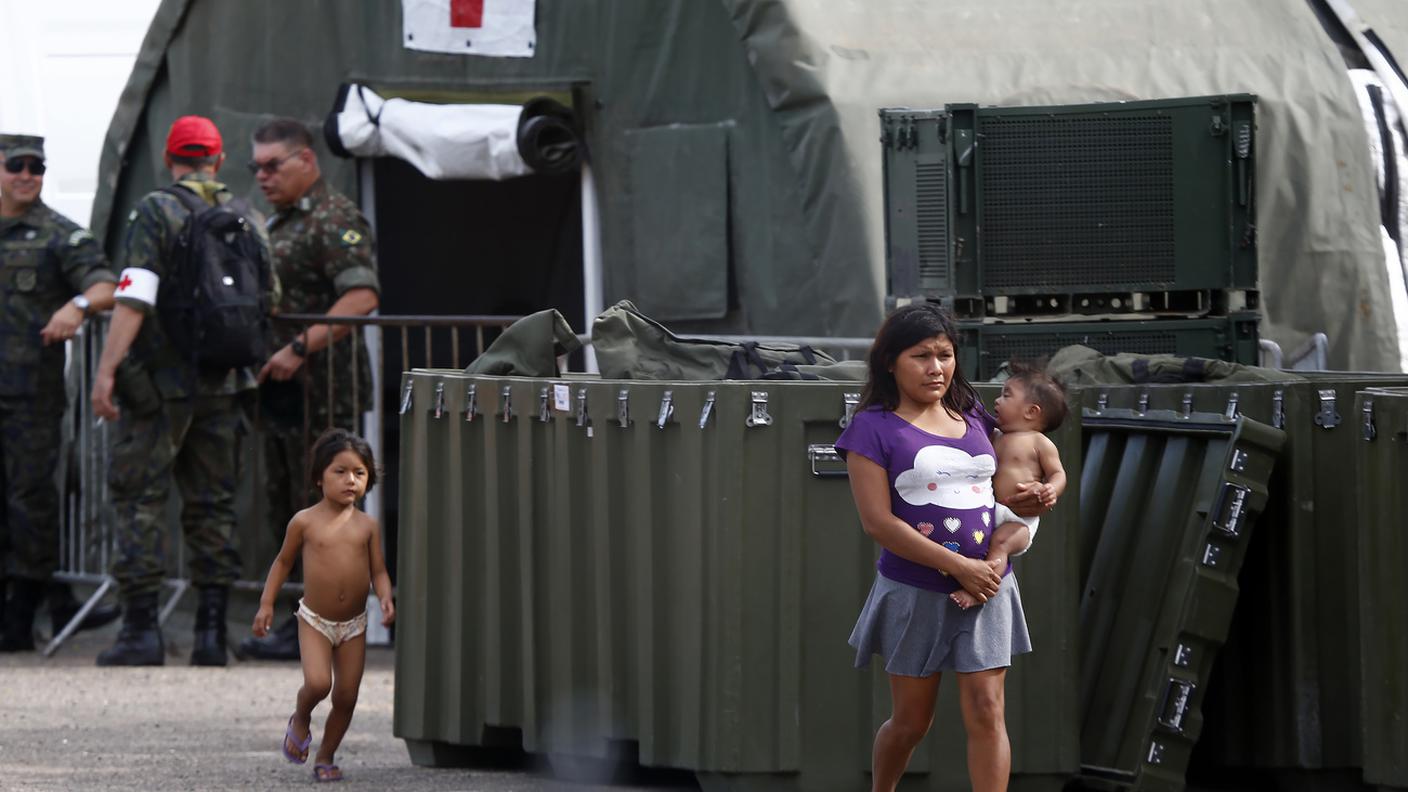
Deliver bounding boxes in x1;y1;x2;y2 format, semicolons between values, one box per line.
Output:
993;504;1040;557
297;598;368;647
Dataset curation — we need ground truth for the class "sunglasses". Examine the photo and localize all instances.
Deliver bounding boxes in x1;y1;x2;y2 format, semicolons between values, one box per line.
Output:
3;158;45;176
246;149;305;176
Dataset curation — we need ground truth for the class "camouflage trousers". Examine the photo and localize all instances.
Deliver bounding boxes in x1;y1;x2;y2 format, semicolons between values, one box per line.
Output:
0;397;63;581
107;394;244;599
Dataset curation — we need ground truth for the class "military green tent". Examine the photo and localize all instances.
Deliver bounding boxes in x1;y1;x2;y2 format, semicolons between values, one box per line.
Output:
94;0;1408;369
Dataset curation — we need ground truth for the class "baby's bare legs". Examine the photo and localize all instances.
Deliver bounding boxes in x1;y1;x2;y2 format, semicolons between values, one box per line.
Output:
291;618;332;748
314;632;367;766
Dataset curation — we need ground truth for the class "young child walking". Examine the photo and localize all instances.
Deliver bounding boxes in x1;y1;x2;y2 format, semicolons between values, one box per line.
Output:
836;304;1055;792
952;362;1068;610
253;428;394;783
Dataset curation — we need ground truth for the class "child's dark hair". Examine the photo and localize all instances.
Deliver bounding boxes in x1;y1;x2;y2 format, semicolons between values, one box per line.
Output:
1007;360;1068;431
860;303;981;418
309;428;380;495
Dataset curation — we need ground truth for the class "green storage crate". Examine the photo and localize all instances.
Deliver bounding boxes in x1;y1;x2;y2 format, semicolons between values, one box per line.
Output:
394;372;1083;790
1354;387;1408;791
882;95;1257;319
1076;405;1284;791
959;315;1259;381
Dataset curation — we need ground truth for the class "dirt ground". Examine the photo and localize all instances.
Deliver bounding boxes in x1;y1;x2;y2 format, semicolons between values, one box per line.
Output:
0;589;698;792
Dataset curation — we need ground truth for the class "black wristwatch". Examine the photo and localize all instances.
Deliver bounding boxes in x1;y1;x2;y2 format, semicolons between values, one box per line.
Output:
290;338;307;357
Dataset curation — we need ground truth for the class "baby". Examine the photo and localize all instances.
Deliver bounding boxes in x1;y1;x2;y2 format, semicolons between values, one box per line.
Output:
952;363;1068;609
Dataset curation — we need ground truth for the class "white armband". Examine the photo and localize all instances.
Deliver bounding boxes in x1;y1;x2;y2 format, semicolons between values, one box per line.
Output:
115;268;159;307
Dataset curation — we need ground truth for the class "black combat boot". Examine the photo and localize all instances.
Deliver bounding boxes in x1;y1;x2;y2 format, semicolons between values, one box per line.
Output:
0;578;42;652
47;581;121;635
235;608;301;661
95;592;164;666
190;585;228;667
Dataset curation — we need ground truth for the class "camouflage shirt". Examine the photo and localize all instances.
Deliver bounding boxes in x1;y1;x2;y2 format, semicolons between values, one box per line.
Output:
267;178;379;419
115;172;274;398
0;200;115;397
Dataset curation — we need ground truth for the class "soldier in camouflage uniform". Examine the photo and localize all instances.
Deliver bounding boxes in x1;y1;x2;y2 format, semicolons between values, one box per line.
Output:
238;118;380;661
90;117;275;667
0;134;121;652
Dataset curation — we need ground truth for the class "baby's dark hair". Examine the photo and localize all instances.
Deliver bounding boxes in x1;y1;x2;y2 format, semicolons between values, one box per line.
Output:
309;428;380;495
1007;360;1068;431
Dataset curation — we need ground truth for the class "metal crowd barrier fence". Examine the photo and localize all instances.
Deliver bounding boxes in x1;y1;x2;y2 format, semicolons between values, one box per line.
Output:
46;312;520;656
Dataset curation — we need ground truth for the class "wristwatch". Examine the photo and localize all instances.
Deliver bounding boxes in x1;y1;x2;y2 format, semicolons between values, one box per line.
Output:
290;337;307;357
72;295;91;316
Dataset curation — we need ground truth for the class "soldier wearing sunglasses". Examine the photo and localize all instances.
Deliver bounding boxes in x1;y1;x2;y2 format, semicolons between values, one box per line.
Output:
0;134;121;651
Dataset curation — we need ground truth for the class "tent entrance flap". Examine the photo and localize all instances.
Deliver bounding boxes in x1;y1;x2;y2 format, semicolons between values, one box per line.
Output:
324;82;580;180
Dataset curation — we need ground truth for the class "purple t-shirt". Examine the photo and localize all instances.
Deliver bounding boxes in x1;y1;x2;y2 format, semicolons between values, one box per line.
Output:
835;404;1010;594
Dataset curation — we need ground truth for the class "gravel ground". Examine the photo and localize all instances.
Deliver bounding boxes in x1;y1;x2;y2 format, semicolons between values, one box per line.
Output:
0;591;698;792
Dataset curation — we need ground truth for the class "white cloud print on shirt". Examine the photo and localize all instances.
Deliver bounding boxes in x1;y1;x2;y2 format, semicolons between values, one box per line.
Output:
895;445;996;510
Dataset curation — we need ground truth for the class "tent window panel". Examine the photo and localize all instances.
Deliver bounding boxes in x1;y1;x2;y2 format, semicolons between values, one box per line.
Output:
625;124;730;321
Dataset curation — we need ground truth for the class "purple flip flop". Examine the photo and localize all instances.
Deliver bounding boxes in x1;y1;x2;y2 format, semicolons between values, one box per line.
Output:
313;763;343;782
282;715;311;765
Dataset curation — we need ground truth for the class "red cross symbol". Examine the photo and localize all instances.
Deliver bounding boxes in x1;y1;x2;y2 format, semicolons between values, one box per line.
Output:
450;0;485;27
118;274;133;291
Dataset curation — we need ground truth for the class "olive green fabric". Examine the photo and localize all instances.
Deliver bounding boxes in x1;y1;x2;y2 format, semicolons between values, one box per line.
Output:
463;308;581;377
1045;345;1305;386
95;0;1401;367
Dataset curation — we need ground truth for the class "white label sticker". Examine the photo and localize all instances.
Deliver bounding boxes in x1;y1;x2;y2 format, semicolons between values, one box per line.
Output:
553;383;571;412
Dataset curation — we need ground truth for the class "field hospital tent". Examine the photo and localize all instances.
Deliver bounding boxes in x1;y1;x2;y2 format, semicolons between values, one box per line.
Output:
92;0;1408;370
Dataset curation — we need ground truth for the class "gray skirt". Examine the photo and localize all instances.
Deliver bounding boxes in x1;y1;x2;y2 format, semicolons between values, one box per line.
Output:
849;572;1032;677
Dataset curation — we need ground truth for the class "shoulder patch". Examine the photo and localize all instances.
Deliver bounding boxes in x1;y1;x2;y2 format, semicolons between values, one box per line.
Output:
128;209;139;222
340;229;363;246
68;229;94;247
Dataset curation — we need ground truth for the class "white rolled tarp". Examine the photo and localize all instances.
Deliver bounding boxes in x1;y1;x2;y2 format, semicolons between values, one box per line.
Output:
325;83;533;180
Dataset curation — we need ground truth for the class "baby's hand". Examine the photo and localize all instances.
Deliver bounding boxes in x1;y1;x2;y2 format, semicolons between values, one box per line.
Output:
252;604;273;637
950;589;983;610
380;596;396;627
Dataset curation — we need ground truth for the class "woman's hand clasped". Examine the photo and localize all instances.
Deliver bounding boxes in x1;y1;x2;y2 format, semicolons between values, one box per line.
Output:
955;557;1003;602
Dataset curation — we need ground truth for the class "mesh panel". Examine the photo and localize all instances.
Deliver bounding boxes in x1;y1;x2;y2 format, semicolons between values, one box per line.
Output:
978;330;1177;378
916;161;949;289
980;115;1176;289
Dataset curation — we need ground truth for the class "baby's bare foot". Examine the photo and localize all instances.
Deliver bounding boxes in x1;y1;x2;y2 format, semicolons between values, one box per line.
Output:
950;589;981;610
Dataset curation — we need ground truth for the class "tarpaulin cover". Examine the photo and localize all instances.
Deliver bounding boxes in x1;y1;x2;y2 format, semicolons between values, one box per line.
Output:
93;0;1407;368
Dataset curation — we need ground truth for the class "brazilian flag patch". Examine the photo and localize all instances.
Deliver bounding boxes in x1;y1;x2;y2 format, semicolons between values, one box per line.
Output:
340;229;363;246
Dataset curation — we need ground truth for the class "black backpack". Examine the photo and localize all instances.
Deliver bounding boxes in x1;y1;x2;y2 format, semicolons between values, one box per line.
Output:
158;185;273;370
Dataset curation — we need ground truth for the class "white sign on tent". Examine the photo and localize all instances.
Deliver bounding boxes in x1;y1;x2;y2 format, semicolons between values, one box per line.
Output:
402;0;536;57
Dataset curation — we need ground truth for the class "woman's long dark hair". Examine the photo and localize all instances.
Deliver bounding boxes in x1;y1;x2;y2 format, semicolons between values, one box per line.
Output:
858;303;980;417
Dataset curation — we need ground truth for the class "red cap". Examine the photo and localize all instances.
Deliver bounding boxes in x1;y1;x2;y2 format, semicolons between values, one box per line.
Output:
165;115;222;158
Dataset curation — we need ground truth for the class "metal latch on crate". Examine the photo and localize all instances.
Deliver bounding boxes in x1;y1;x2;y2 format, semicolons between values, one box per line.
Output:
538;387;551;423
399;381;413;415
839;393;860;429
746;391;773;428
433;382;445;419
656;391;674;429
1156;678;1196;733
500;385;514;422
1210;482;1250;538
464;384;479;422
575;387;589;428
617;389;631;428
1363;399;1376;441
807;444;848;478
1181;391;1194;418
1271;389;1285;430
699;391;716;429
1136;391;1149;414
1095;392;1108;413
1223;392;1240;420
1314;389;1341;429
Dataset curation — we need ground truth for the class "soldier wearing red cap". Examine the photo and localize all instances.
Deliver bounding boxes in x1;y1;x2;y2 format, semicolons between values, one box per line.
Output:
90;116;277;667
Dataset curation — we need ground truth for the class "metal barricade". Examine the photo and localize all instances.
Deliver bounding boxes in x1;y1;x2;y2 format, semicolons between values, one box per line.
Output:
45;312;519;656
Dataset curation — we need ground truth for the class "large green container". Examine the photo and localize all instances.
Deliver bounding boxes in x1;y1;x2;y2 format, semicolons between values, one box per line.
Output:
1075;374;1408;785
959;315;1260;381
1076;405;1284;791
882;95;1257;319
394;371;1083;790
1353;387;1408;791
